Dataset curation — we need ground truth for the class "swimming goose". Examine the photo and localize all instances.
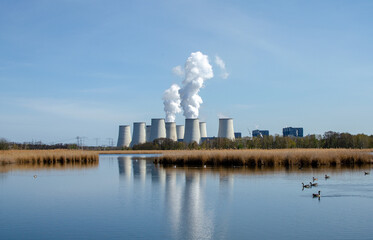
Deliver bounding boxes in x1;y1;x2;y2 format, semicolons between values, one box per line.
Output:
302;183;311;188
364;172;370;175
313;177;318;182
313;191;321;198
33;175;37;179
325;174;330;179
310;182;318;187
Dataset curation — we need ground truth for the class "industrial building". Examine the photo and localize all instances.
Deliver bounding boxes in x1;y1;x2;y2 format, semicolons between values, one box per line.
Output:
252;130;269;137
283;127;303;137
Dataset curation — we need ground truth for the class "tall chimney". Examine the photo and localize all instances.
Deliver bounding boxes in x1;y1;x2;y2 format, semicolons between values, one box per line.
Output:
176;125;185;141
166;122;178;141
117;125;131;147
183;118;201;144
130;122;146;147
218;118;235;140
146;125;151;142
150;118;166;141
199;122;207;138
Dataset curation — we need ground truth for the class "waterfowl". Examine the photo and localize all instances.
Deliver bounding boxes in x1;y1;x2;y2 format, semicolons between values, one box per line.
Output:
313;191;321;198
33;175;37;179
302;183;311;188
310;182;318;187
325;174;330;179
364;172;370;175
313;177;318;182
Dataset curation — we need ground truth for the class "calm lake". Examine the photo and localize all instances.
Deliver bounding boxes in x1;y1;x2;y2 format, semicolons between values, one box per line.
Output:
0;154;372;240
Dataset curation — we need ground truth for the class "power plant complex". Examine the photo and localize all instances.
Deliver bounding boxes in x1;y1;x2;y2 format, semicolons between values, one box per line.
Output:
117;117;236;147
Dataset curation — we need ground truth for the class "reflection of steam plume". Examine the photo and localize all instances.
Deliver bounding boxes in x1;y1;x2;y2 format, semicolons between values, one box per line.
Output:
179;52;214;118
163;84;181;122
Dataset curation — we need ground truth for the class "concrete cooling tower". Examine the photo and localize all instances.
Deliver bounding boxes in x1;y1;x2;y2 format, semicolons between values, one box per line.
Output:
166;122;177;141
199;122;207;138
176;125;185;141
146;125;151;142
150;118;166;141
183;118;201;144
117;125;131;147
130;122;146;147
218;118;235;140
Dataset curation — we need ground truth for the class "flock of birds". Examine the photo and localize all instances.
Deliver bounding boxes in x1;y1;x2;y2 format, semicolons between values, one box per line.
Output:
302;171;370;199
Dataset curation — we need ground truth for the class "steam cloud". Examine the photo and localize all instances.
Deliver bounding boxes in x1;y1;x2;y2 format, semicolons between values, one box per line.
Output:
215;55;229;79
162;84;181;122
179;51;214;119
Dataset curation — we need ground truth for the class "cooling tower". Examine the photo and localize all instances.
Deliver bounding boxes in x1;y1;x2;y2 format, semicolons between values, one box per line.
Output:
117;125;132;147
176;125;185;141
166;122;177;141
199;122;207;138
183;118;201;144
150;118;166;141
218;118;235;140
130;122;146;147
146;125;151;142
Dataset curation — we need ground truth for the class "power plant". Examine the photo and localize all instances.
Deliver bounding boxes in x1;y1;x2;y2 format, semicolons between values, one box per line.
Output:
130;122;146;147
176;125;185;141
165;122;178;141
117;125;132;148
183;118;201;144
116;117;238;147
149;118;166;142
218;118;235;140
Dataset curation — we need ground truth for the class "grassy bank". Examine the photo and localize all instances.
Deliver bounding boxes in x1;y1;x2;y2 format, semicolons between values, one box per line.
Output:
0;149;99;165
154;149;373;167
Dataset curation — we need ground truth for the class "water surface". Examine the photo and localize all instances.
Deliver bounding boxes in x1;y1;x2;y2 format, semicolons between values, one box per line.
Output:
0;154;372;240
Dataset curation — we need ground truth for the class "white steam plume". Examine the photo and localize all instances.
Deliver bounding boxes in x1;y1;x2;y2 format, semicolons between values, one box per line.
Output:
179;51;213;119
163;84;181;122
215;55;229;79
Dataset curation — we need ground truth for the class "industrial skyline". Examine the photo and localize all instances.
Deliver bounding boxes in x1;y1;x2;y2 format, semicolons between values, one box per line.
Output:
1;1;372;145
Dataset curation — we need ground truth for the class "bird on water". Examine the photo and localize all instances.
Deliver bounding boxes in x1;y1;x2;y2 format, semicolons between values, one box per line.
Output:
325;174;330;179
310;182;318;187
313;191;321;198
302;183;311;188
313;177;318;182
364;172;370;175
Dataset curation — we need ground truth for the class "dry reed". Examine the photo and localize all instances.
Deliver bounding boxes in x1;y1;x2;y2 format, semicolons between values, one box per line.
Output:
0;149;99;165
154;149;373;167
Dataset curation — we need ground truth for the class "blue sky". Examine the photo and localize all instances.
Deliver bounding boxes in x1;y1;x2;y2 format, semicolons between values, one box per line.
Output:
1;0;372;145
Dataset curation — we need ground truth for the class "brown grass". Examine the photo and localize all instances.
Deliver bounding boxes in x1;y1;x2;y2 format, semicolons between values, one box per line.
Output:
154;149;373;167
0;149;99;165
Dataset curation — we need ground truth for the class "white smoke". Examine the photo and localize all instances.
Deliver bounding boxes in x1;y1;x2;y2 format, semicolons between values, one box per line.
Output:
172;65;184;77
163;84;181;122
215;55;229;79
179;51;214;119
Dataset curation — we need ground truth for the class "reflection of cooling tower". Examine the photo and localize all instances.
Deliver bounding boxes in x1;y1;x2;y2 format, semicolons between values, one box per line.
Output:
166;122;177;141
117;125;131;147
199;122;207;138
146;125;151;142
150;118;166;141
184;118;201;144
130;122;146;147
176;125;184;141
218;118;235;140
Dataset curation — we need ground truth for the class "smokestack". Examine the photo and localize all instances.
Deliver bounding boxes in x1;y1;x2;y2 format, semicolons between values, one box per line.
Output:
146;125;151;142
150;118;166;141
218;118;235;140
117;125;131;147
176;125;185;141
183;118;201;144
199;122;207;138
166;122;177;141
130;122;146;147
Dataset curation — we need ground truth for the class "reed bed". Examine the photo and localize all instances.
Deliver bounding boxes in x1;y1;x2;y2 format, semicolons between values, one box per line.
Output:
154;149;373;167
0;150;99;165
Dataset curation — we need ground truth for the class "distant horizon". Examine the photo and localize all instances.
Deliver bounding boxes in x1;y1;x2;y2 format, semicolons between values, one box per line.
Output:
1;1;372;145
